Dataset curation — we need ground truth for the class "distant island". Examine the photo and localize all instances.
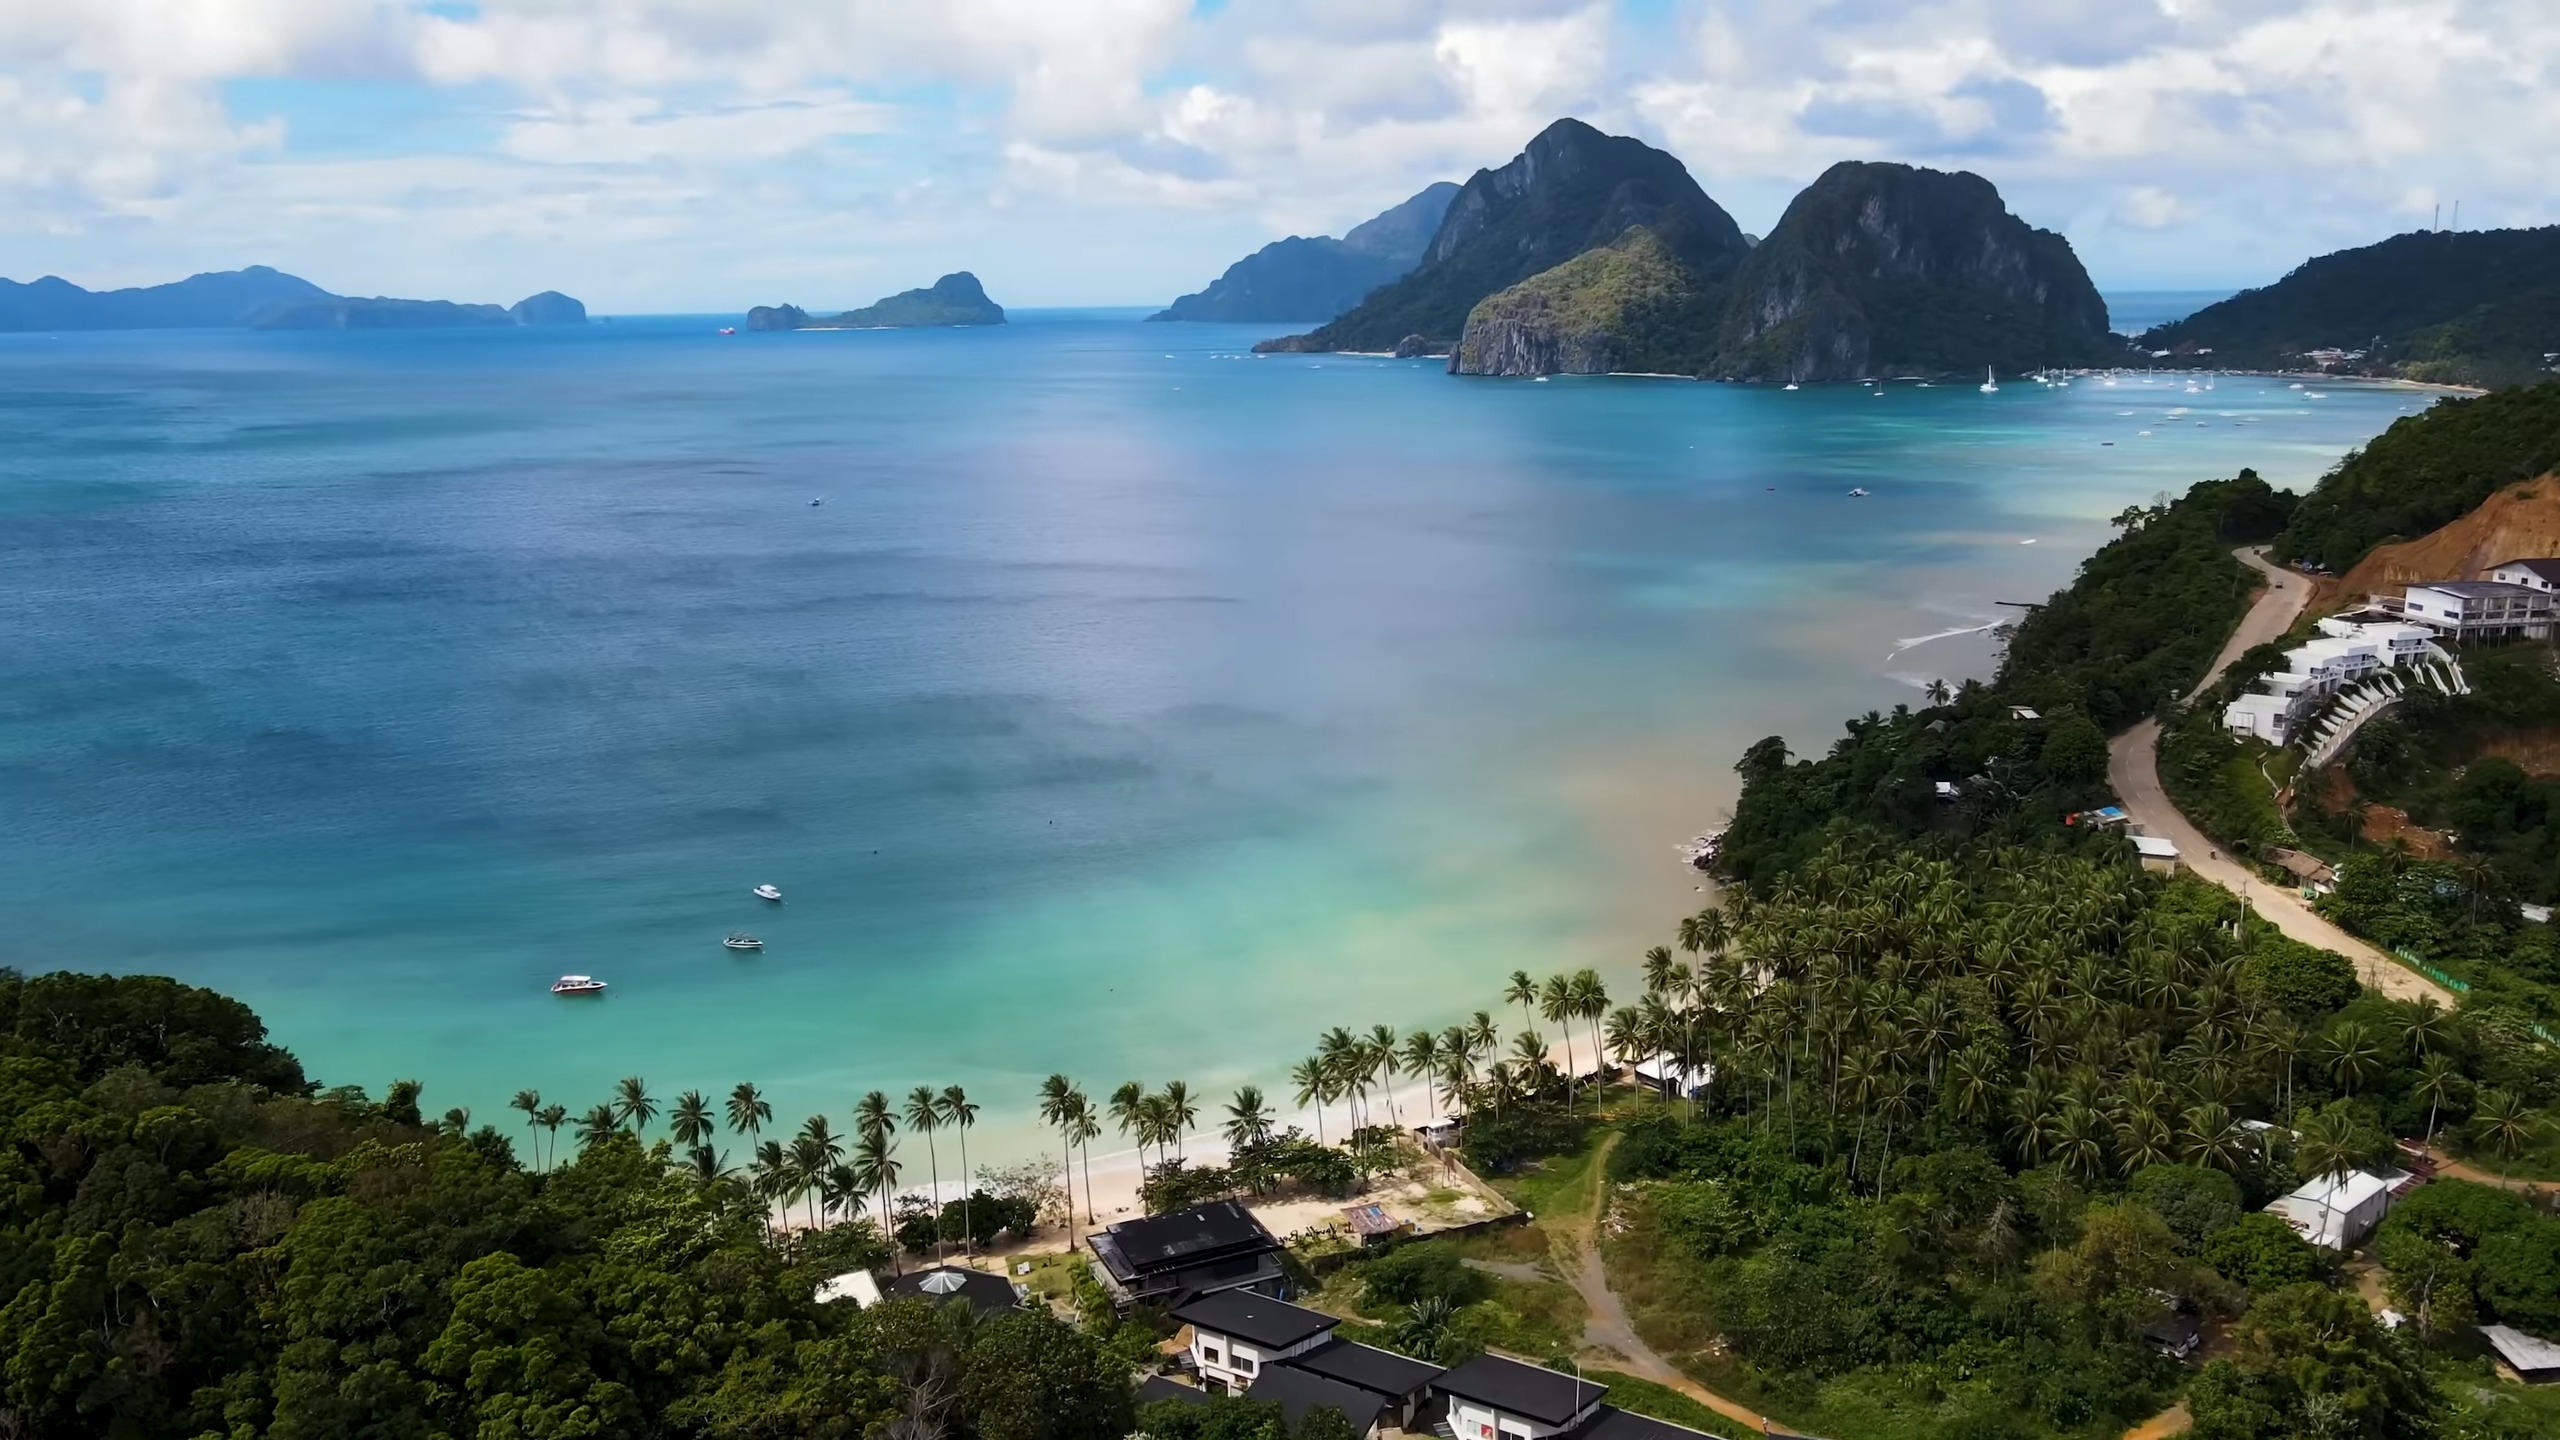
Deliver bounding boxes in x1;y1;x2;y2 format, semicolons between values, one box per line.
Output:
1254;118;2111;382
0;266;587;332
1149;182;1460;324
747;273;1005;331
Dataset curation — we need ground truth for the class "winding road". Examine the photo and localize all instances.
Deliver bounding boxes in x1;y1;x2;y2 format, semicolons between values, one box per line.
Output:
2106;547;2455;1008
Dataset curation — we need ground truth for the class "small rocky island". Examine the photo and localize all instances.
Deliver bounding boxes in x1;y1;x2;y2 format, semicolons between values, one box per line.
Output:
747;273;1005;330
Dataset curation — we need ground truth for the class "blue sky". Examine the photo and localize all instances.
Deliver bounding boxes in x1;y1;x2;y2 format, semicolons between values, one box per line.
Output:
3;0;2550;311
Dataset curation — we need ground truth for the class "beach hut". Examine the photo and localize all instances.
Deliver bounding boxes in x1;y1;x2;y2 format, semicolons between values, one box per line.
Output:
2130;834;2181;875
1341;1203;1406;1247
2264;1168;2411;1249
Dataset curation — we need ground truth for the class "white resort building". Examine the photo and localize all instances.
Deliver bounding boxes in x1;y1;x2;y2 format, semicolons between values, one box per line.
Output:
2222;615;2449;745
2373;579;2554;643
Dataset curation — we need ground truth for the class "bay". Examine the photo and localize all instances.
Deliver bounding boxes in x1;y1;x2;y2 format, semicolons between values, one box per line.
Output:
0;312;2420;1156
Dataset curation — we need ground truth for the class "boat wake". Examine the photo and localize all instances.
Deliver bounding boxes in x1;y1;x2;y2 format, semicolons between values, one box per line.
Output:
1885;620;2000;660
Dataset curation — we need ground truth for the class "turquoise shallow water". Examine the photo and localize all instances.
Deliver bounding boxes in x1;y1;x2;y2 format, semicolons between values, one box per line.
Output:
0;313;2419;1157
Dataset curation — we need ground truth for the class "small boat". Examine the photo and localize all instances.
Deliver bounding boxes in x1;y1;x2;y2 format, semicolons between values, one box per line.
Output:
1979;367;1999;394
810;497;825;507
1782;382;1799;391
1847;487;1870;498
552;975;607;996
752;884;783;902
724;933;764;951
718;326;736;336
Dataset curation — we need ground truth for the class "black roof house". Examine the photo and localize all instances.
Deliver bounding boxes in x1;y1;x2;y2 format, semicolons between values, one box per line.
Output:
880;1265;1023;1318
1087;1200;1285;1306
1433;1354;1606;1428
1244;1365;1390;1436
1170;1290;1338;1351
1289;1338;1442;1404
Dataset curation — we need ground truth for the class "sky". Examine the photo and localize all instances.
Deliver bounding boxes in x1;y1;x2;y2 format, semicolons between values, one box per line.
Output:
2;0;2552;312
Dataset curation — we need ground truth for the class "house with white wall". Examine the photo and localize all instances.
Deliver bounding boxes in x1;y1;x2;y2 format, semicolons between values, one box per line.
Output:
2382;580;2553;642
2266;1168;2415;1249
1433;1354;1608;1440
2222;616;2448;744
1172;1291;1340;1395
2489;558;2560;594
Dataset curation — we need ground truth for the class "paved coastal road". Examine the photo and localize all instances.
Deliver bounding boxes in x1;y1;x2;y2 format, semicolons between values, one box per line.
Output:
2106;547;2456;1008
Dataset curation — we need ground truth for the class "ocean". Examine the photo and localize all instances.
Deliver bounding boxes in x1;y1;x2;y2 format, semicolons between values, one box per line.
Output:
0;310;2415;1160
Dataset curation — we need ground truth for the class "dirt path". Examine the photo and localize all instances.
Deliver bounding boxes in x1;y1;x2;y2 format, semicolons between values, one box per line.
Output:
2107;547;2455;1008
2121;1402;2191;1440
1551;1133;1770;1436
2423;1145;2556;1195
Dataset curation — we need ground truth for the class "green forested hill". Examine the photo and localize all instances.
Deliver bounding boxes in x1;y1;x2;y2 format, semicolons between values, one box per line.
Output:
0;969;1134;1440
2275;382;2560;571
2143;228;2560;383
1257;118;1749;355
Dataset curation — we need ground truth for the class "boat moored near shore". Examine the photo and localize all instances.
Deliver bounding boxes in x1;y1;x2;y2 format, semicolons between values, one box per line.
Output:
724;933;763;951
551;975;607;996
751;884;782;902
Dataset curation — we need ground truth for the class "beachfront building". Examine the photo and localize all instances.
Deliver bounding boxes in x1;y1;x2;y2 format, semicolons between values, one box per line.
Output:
2222;614;2449;744
1087;1199;1286;1309
1245;1366;1392;1437
1169;1289;1444;1431
1288;1334;1443;1431
1433;1354;1608;1440
2264;1167;2417;1249
2376;580;2553;643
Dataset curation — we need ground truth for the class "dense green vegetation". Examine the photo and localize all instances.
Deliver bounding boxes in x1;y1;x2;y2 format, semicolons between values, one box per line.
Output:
1719;470;2293;884
1581;835;2560;1440
1450;225;1721;376
0;968;1160;1440
825;272;1005;327
2142;227;2560;383
2273;382;2560;572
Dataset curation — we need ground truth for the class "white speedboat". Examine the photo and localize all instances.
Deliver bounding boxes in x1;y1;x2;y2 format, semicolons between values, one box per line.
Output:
724;933;764;951
752;884;782;902
1979;367;1998;394
552;975;607;996
1782;382;1799;391
1847;487;1870;498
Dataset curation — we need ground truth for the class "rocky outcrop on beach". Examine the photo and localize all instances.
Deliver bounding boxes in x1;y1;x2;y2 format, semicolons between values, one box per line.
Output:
1712;162;2110;383
1151;182;1460;323
1258;119;1750;357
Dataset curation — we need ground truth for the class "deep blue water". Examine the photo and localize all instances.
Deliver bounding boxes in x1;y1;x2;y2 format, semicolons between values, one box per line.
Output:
0;312;2421;1154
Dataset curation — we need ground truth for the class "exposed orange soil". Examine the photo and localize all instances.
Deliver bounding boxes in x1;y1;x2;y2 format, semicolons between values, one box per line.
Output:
2314;476;2560;610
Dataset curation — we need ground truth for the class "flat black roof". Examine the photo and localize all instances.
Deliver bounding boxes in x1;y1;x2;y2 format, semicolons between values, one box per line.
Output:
1245;1364;1387;1434
1097;1200;1278;1274
1170;1290;1338;1351
2499;558;2560;583
1137;1376;1212;1409
1577;1405;1716;1440
1290;1338;1442;1399
1434;1353;1605;1425
881;1266;1020;1316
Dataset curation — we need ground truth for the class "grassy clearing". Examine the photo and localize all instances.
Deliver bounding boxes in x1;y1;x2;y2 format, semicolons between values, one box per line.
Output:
1490;1121;1612;1222
1600;1184;1719;1356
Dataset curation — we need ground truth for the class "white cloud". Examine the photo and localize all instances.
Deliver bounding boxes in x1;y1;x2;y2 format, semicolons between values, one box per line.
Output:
0;0;2551;302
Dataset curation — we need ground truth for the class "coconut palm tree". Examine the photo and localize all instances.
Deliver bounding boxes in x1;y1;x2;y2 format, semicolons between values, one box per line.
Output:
1504;971;1538;1036
1036;1074;1079;1221
1678;907;1729;958
855;1090;896;1146
2472;1090;2544;1160
1571;969;1610;1093
1641;945;1677;997
1108;1082;1149;1165
1400;1031;1445;1123
1069;1090;1102;1225
577;1103;621;1154
903;1087;946;1260
1290;1056;1332;1145
2294;1107;2362;1185
727;1082;772;1145
686;1144;731;1190
1363;1026;1404;1129
613;1076;657;1136
2399;998;2454;1060
511;1089;543;1166
670;1090;713;1150
751;1139;789;1236
537;1103;567;1169
937;1085;979;1254
1539;974;1579;1105
2412;1053;2461;1145
2324;1021;2383;1095
1224;1086;1274;1149
1160;1081;1199;1161
850;1128;900;1253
